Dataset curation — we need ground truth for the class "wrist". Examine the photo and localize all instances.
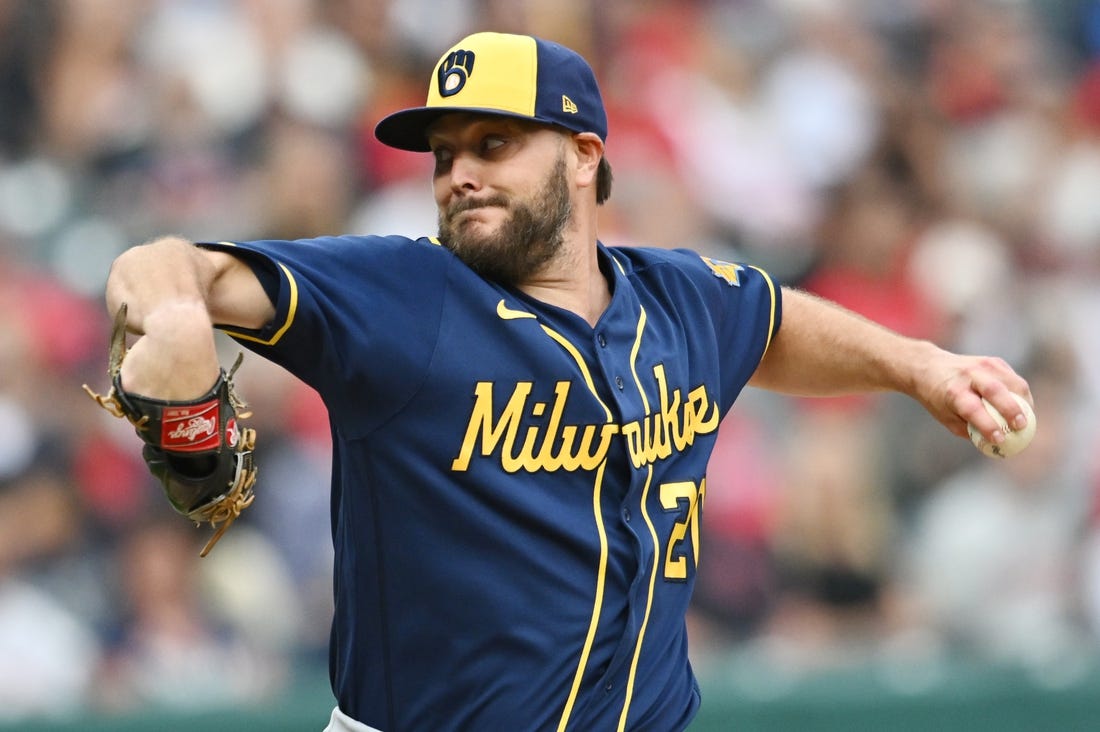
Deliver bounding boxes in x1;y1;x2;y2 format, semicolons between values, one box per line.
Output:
119;304;219;400
141;299;212;337
897;339;947;400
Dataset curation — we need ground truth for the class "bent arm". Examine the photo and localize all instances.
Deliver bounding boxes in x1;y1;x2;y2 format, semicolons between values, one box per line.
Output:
104;236;275;400
106;236;273;333
750;288;1033;445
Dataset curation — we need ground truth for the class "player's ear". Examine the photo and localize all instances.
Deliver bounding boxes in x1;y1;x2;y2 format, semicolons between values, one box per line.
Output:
572;132;603;192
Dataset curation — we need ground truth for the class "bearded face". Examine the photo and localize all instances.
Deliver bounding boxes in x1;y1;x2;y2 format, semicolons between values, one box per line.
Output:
437;153;572;286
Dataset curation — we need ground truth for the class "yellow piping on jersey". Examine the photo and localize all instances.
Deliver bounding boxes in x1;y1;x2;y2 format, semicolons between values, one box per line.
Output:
628;307;650;414
219;260;299;347
557;459;611;732
540;326;614;423
747;265;778;354
541;323;614;732
618;465;659;732
617;305;654;730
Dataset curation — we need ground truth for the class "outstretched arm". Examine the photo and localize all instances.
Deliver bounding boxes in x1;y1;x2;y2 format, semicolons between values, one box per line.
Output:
750;288;1033;446
104;236;274;399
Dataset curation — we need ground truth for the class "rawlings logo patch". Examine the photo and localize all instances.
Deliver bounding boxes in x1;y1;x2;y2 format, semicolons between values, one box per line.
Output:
162;399;221;452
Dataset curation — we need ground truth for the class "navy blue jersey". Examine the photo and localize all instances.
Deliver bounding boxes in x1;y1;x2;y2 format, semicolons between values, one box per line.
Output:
203;235;781;732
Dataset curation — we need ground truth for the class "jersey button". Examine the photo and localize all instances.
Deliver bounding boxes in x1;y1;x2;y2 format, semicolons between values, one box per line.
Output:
615;376;624;390
622;507;631;522
597;333;607;348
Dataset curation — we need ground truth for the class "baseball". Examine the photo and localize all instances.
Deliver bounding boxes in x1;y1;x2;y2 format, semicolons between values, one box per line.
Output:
967;392;1036;458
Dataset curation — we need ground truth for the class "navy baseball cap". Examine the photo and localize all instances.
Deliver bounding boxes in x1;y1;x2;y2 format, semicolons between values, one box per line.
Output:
375;32;608;152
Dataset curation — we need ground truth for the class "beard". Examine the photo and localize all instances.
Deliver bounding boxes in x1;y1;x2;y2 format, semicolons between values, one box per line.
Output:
437;154;572;286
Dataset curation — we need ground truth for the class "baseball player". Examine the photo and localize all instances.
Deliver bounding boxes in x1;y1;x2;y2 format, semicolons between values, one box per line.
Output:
92;32;1032;732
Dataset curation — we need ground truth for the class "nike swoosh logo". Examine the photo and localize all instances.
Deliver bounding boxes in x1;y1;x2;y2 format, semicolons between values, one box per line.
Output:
496;299;536;320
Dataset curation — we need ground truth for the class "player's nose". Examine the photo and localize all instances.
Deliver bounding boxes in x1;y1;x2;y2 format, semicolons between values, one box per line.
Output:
448;152;483;194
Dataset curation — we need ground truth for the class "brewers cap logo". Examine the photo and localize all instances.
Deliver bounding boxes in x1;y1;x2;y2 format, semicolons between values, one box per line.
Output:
438;49;475;97
373;32;608;152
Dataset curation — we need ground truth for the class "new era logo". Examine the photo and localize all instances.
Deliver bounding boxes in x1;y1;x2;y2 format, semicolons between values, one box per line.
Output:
562;95;578;114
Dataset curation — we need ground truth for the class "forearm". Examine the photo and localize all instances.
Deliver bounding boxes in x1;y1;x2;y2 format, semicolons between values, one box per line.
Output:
105;237;223;399
752;287;1032;443
106;236;218;334
750;288;937;397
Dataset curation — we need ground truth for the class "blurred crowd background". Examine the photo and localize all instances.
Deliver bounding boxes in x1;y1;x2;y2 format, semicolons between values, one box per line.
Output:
3;0;1100;723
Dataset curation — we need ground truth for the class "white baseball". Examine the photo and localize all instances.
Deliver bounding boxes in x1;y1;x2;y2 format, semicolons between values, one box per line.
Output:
967;392;1036;459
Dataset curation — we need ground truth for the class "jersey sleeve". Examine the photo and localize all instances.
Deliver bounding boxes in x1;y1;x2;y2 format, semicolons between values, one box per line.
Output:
680;253;783;414
197;235;450;434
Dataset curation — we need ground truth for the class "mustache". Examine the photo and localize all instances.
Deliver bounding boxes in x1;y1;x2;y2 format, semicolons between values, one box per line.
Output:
447;195;510;217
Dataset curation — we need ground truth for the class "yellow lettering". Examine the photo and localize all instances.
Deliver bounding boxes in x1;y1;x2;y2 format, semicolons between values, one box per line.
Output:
452;381;616;473
660;478;706;581
693;478;706;567
687;384;720;435
571;423;619;471
623;367;720;468
451;381;531;471
660;481;697;581
652;366;672;460
452;372;720;474
533;381;571;471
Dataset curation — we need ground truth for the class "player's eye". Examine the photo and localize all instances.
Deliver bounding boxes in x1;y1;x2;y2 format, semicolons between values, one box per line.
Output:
431;147;453;174
481;136;507;155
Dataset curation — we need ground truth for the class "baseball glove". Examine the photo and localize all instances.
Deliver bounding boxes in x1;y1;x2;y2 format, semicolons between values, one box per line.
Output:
83;303;258;557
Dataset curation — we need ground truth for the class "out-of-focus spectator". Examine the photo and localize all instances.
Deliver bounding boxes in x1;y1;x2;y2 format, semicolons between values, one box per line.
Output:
94;517;287;713
0;575;100;721
898;341;1091;673
757;401;898;670
0;453;98;720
